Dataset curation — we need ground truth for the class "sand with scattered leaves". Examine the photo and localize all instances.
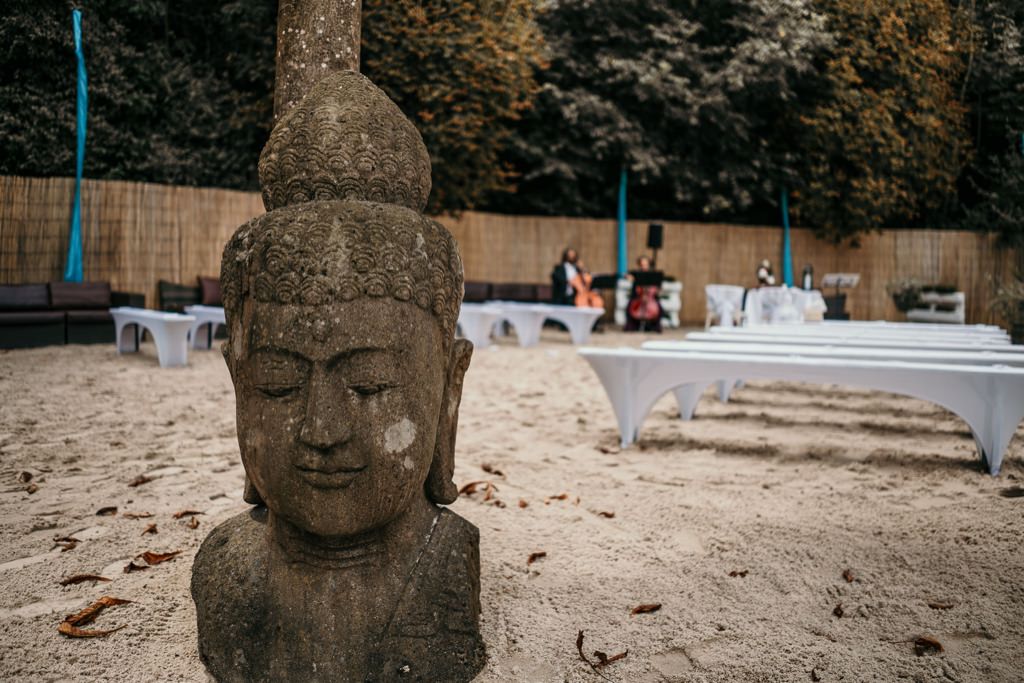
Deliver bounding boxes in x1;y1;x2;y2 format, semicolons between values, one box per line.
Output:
1;328;1022;682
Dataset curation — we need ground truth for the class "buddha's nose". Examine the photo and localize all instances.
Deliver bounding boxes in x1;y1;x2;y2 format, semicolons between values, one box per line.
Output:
298;366;352;451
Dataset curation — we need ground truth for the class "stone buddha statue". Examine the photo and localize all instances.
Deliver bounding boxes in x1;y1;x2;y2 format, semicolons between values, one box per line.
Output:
191;72;485;682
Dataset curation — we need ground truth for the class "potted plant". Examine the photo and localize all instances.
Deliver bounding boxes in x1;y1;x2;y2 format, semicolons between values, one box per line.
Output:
990;274;1024;343
886;278;922;313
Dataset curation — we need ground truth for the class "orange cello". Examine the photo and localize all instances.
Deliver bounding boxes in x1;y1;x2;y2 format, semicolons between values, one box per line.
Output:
570;268;604;309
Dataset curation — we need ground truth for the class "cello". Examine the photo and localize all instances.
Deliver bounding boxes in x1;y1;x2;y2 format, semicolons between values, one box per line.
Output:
627;284;660;323
570;264;604;309
626;258;662;331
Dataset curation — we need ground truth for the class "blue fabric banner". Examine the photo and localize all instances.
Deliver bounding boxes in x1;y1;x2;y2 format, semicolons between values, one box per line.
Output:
64;9;87;282
780;188;794;287
616;167;628;276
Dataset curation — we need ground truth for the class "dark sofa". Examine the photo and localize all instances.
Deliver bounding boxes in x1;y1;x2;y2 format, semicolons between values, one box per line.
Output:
159;276;221;312
0;282;144;349
466;281;554;304
0;284;64;348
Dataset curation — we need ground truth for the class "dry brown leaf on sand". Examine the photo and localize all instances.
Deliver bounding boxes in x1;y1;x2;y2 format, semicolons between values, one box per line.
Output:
913;636;944;656
594;649;628;668
60;574;111;586
122;512;153;520
527;551;547;565
172;509;203;519
631;603;662;615
927;601;954;610
458;481;484;495
53;536;79;552
58;596;132;638
188;516;200;529
547;493;569;502
141;523;157;536
481;463;505;477
575;631;615;682
597;511;615;519
137;550;182;566
127;474;152;488
842;569;855;583
95;506;117;516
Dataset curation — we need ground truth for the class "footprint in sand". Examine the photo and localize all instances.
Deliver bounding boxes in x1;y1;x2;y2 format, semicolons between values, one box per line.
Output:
0;525;110;573
0;596;85;620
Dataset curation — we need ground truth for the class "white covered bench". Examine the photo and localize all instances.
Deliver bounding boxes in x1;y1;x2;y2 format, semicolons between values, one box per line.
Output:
110;307;196;368
815;320;1002;336
643;339;1024;403
691;331;1014;353
486;302;604;347
184;305;226;350
578;347;1024;475
457;303;503;350
717;323;1009;344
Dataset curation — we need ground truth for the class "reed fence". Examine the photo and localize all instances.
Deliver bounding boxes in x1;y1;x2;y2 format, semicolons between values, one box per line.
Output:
1;175;1017;325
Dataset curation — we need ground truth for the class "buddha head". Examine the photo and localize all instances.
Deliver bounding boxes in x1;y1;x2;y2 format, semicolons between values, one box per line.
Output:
221;201;471;539
219;71;471;540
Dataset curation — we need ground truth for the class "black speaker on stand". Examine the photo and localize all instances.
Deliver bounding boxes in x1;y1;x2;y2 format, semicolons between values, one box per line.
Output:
647;223;664;267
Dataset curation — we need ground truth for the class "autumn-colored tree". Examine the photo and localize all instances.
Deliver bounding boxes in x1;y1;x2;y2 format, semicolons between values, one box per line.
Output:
361;0;544;214
795;0;971;243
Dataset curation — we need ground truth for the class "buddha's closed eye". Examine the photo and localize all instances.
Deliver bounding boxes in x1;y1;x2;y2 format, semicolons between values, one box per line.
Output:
250;354;309;399
349;381;397;397
257;383;302;399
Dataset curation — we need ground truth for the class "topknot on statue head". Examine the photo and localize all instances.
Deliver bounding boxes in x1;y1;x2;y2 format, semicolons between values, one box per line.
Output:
258;71;433;213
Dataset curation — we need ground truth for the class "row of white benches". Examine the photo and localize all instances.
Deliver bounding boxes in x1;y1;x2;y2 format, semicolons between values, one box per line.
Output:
114;299;605;366
457;302;604;349
580;322;1024;475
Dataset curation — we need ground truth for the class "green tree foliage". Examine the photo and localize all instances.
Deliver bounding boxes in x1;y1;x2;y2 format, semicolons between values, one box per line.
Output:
487;0;833;222
793;0;971;243
361;0;545;214
955;0;1024;246
0;0;276;189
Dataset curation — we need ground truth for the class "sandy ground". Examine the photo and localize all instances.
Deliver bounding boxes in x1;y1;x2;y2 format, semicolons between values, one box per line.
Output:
0;327;1022;682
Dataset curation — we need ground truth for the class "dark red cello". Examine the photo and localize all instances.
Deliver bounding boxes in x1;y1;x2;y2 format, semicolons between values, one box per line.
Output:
627;285;660;323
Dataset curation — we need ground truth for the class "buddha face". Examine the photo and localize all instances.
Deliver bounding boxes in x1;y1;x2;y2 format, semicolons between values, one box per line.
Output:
229;297;456;538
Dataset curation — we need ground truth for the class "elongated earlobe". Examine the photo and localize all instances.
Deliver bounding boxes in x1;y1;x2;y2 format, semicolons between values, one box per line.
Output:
426;338;473;505
243;474;265;505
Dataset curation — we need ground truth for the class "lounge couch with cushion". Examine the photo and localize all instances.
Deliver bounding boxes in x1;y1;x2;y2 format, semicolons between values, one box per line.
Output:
0;284;65;348
0;282;143;349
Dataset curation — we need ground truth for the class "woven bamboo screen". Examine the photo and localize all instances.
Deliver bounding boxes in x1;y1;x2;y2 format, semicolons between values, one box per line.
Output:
1;175;1016;323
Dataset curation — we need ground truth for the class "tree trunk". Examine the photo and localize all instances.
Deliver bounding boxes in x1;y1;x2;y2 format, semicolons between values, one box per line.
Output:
273;0;362;121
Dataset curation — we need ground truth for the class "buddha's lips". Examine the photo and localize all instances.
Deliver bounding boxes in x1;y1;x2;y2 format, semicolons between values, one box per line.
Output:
294;463;366;489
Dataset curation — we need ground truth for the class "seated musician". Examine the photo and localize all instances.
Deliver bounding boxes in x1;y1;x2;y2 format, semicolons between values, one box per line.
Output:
550;248;578;305
551;248;603;308
625;255;663;332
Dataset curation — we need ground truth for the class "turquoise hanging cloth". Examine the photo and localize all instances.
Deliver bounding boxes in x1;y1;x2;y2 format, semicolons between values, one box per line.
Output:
616;167;628;276
780;188;794;287
64;9;87;282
